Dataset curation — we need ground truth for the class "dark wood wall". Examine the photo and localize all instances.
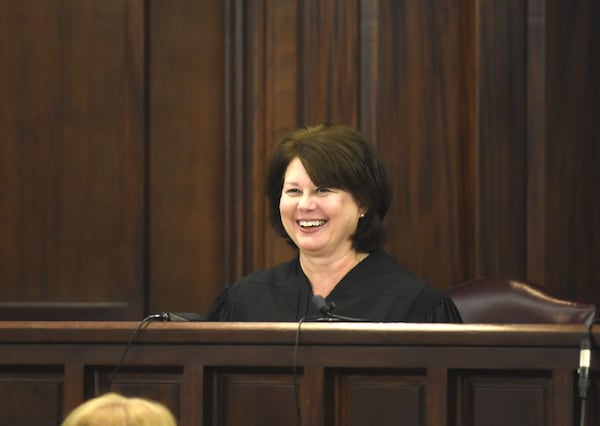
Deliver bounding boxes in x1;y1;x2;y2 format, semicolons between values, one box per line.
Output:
1;0;598;320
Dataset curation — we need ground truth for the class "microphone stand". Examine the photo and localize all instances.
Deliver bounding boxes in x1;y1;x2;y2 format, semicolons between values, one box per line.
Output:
578;316;595;426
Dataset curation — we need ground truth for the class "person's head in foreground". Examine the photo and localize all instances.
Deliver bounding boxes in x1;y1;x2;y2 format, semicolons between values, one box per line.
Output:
61;392;177;426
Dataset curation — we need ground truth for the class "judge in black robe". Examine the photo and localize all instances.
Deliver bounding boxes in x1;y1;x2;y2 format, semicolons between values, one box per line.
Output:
207;249;461;322
206;124;462;324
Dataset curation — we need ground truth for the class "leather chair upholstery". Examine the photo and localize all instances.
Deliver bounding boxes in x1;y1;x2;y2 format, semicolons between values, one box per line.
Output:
446;276;596;324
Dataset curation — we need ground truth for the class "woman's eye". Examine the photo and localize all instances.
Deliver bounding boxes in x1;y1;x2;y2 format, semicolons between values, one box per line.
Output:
285;188;300;194
316;187;331;193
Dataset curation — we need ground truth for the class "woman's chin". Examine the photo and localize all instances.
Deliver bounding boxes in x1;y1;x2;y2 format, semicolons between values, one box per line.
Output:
294;239;326;254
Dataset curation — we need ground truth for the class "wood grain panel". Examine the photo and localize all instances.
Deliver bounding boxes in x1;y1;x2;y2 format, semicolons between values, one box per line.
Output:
300;0;360;126
104;368;183;421
525;0;547;287
335;371;427;426
0;368;64;425
474;0;527;278
544;0;600;303
211;370;298;426
148;0;226;315
0;0;145;319
551;369;575;426
456;372;552;426
359;0;380;138
375;0;468;288
588;375;600;426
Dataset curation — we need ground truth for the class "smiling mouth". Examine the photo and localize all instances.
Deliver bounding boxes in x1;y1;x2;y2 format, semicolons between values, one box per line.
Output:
298;220;327;228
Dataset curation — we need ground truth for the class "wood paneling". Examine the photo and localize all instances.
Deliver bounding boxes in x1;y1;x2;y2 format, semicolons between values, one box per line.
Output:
0;368;64;426
0;0;598;319
300;0;361;125
213;370;297;426
106;368;183;420
0;0;145;319
474;0;527;278
147;0;226;316
375;0;468;288
456;373;554;426
226;0;599;304
544;0;600;302
0;322;598;426
335;372;427;426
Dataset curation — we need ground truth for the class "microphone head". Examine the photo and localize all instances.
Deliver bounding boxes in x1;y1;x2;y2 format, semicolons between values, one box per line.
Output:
312;295;331;314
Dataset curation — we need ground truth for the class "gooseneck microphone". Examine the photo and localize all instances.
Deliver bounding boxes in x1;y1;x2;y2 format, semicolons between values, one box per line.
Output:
311;295;367;322
312;295;336;319
158;312;206;322
109;311;205;387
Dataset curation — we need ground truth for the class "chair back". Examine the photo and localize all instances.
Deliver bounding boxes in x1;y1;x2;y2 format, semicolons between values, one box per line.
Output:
446;276;596;324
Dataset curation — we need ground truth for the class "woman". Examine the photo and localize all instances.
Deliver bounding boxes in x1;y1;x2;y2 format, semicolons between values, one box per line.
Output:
207;124;461;322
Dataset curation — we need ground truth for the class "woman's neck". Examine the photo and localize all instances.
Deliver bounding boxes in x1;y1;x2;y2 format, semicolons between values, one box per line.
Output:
300;250;369;298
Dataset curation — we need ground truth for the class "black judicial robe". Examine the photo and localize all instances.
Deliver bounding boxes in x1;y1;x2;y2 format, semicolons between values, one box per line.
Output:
207;250;462;323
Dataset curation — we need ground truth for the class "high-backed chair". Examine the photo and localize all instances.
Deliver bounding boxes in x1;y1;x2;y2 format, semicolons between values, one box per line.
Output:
446;276;596;324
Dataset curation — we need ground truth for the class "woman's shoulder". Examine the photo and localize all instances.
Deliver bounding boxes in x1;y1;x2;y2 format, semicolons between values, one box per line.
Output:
233;257;301;289
205;257;303;321
360;250;430;294
362;251;461;322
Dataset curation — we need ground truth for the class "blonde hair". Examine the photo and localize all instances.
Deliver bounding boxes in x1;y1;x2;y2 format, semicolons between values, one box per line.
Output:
62;393;177;426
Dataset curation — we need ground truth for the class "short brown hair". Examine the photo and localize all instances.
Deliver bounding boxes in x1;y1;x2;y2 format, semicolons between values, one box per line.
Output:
266;123;391;252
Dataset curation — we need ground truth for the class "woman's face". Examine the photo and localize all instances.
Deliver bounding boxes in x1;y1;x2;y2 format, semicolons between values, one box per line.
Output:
279;158;364;258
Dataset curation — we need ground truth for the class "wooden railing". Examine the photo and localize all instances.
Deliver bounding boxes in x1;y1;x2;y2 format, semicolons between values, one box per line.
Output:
0;321;598;426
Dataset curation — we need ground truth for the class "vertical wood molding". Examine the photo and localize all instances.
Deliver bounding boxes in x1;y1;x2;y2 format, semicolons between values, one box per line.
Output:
460;0;477;281
63;363;85;418
551;369;574;426
359;0;379;140
181;365;204;425
301;367;325;426
224;0;249;285
426;368;448;426
526;0;547;286
225;0;299;279
257;0;300;270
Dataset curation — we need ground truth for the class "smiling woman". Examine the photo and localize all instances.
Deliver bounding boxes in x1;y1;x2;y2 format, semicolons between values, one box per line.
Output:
206;124;462;323
280;158;364;262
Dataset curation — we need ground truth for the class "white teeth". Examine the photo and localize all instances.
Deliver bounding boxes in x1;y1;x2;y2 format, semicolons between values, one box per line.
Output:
299;220;326;228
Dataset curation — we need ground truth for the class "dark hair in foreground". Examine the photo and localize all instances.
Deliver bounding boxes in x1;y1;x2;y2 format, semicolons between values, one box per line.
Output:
266;123;391;252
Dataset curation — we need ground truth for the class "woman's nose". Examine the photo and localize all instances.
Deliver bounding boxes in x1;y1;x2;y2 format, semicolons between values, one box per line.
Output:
297;193;315;210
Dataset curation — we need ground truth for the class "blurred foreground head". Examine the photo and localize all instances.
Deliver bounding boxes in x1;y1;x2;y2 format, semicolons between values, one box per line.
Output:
61;392;177;426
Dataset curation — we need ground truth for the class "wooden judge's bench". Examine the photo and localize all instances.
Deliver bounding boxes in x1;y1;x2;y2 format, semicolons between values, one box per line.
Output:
0;321;598;426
